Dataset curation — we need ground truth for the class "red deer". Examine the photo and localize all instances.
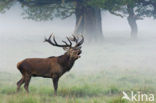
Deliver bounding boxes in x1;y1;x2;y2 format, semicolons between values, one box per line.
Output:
16;34;84;95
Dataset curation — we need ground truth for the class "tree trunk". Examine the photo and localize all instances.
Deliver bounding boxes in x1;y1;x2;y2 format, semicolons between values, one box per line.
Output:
127;5;138;39
127;16;138;38
154;3;156;18
74;2;103;42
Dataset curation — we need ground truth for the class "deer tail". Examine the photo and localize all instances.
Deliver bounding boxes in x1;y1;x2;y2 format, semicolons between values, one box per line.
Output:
17;61;25;75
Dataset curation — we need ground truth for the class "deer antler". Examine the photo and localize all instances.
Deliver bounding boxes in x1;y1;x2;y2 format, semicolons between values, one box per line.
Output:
45;34;84;48
75;35;84;47
44;34;72;48
69;35;84;48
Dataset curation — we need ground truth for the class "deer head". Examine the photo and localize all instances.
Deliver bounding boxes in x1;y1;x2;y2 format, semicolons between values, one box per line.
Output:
44;34;84;60
17;34;84;94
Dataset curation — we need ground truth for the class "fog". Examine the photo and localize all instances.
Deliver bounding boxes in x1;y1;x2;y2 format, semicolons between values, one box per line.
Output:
0;4;156;75
0;4;156;38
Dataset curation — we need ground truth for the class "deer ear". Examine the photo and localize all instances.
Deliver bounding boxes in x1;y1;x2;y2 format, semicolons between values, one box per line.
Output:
63;47;69;51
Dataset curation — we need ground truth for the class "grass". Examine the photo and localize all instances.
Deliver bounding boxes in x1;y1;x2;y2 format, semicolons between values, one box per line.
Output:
1;36;156;103
0;68;156;103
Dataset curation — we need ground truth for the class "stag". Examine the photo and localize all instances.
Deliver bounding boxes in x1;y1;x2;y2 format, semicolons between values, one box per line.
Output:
16;34;84;95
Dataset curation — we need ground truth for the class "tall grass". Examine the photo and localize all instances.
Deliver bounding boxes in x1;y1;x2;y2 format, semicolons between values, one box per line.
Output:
0;69;156;103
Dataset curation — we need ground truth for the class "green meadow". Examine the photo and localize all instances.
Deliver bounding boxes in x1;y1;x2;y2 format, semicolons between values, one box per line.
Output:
0;66;156;103
0;33;156;103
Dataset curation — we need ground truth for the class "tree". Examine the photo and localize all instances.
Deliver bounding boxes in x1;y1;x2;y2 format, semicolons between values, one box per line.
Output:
17;0;104;41
126;1;140;38
114;0;156;38
0;0;15;13
1;0;155;40
138;0;156;18
74;1;103;41
90;0;156;38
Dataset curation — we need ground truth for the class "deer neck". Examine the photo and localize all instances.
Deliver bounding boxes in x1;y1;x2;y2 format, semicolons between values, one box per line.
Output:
58;53;76;71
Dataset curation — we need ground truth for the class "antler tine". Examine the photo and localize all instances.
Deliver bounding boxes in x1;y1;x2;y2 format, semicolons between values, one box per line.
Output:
44;34;72;48
48;34;52;40
52;35;58;45
62;40;68;45
75;35;84;47
72;35;78;43
66;37;72;46
44;34;52;43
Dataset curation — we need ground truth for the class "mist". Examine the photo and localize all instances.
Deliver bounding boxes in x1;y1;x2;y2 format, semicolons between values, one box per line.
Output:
0;2;156;102
0;4;156;74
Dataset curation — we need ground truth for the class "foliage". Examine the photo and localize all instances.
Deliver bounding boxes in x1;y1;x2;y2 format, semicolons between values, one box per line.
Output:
0;0;156;20
0;0;15;13
88;0;156;19
20;0;75;21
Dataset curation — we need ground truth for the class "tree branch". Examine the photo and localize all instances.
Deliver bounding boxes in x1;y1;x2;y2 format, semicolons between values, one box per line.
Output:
109;11;124;18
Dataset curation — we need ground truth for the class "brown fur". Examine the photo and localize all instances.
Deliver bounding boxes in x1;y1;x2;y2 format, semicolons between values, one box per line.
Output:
16;51;80;94
16;34;84;95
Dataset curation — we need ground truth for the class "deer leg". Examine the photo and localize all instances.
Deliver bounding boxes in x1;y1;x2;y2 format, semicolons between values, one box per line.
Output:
52;78;59;95
16;77;25;92
24;75;31;93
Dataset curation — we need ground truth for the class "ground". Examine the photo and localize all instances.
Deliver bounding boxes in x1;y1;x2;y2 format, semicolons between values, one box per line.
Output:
0;67;156;103
0;32;156;103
